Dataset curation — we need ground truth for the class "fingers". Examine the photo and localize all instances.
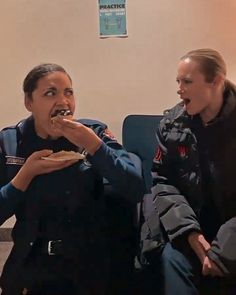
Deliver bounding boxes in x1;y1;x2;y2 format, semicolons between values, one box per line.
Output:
62;118;78;127
210;261;225;277
28;149;53;160
12;154;78;192
198;235;211;252
202;257;211;276
25;150;78;176
202;257;225;277
188;232;209;264
41;158;78;173
51;120;101;154
53;117;79;129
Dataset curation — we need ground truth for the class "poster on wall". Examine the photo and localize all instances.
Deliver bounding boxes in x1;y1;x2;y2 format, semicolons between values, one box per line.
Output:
99;0;127;38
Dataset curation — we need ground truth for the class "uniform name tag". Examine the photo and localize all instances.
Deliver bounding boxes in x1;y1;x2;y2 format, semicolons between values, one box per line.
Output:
6;156;25;166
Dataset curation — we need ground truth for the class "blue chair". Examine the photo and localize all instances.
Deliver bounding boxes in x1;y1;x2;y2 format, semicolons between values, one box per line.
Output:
122;114;163;219
122;114;164;295
122;114;163;193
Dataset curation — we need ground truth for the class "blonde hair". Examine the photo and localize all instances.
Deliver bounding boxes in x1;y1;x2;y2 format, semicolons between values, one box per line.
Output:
181;48;226;83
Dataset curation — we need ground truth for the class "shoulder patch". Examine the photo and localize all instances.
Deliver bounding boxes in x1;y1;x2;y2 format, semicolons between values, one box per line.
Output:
177;145;188;158
6;156;25;166
153;146;163;163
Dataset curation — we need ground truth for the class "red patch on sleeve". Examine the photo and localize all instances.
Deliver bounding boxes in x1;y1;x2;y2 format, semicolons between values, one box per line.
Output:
178;145;188;157
154;146;162;162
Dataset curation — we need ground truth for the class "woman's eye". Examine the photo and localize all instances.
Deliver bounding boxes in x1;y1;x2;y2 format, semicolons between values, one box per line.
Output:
65;90;73;97
44;90;55;96
176;79;180;84
184;80;192;84
176;79;192;85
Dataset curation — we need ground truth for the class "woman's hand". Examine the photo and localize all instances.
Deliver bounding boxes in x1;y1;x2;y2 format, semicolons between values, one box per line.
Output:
188;231;225;277
52;118;102;155
11;149;78;192
188;232;211;264
202;256;225;277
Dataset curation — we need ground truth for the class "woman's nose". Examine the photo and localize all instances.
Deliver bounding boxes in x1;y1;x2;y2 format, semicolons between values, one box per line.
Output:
57;94;68;104
177;89;184;95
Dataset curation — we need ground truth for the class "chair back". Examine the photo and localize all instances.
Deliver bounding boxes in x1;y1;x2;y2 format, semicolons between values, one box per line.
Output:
122;114;163;192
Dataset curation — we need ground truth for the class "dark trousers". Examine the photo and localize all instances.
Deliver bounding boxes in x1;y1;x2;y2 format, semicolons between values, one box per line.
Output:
159;242;236;295
22;278;76;295
132;264;163;295
1;252;108;295
1;276;107;295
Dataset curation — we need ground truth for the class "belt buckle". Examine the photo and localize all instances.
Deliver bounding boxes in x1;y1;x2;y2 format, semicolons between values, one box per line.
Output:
48;240;62;255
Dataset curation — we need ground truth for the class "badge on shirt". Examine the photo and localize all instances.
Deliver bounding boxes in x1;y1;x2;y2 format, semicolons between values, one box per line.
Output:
5;156;25;166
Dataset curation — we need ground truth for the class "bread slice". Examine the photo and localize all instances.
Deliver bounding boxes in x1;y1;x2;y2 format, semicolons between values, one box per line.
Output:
42;150;85;161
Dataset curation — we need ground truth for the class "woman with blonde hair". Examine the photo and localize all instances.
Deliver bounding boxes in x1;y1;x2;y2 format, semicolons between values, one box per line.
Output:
152;48;236;294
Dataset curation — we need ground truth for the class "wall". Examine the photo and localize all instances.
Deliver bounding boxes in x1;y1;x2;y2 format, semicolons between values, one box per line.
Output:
1;0;236;141
1;0;236;227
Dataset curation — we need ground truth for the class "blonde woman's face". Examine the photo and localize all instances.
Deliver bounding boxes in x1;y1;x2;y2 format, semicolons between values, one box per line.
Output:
176;58;215;116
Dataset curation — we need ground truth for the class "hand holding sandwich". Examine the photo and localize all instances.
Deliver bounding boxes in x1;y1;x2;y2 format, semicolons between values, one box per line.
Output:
52;117;102;155
11;149;78;192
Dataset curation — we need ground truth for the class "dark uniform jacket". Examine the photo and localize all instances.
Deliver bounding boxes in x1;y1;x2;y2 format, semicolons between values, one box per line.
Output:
152;85;236;277
0;116;144;293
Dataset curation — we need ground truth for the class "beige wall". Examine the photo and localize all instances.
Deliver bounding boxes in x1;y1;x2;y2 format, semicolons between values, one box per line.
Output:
1;0;236;227
1;0;236;141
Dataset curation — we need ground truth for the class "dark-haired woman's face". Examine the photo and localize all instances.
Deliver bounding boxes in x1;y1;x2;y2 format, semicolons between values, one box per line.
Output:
25;71;75;139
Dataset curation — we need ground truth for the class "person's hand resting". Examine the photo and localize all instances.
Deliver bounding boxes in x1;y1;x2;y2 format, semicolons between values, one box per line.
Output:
52;118;102;155
202;256;224;277
188;231;224;277
11;149;78;192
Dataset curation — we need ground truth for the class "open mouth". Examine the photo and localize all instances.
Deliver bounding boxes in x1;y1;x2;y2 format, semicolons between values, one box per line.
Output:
183;98;191;106
51;109;73;118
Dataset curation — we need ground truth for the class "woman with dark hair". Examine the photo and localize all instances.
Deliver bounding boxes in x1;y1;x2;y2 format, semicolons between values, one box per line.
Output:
152;49;236;294
0;63;144;295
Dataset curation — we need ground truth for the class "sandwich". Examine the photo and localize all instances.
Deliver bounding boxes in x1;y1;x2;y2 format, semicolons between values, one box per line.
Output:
42;150;85;161
51;109;73;122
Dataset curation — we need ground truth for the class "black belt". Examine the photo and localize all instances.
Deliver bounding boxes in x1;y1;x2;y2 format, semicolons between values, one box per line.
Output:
41;239;63;256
